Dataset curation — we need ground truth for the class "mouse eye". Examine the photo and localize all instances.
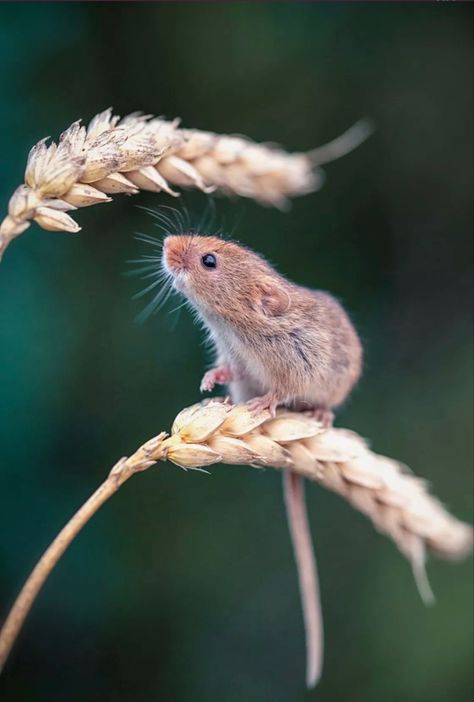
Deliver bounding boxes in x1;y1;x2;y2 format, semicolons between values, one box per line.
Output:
201;253;217;269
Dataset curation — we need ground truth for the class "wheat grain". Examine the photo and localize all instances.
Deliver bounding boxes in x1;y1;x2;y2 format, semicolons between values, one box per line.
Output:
0;400;471;673
0;110;372;258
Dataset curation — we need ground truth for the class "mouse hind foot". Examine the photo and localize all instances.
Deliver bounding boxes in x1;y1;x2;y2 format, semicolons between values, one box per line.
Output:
247;392;279;417
304;406;334;429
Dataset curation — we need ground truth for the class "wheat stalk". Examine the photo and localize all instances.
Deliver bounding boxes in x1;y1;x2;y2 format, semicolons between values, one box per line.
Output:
0;110;372;258
0;400;471;672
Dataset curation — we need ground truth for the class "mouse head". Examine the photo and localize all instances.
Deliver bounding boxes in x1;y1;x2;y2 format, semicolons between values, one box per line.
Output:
162;234;290;320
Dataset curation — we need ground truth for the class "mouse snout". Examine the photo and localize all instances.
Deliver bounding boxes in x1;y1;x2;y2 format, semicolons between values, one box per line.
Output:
163;235;188;274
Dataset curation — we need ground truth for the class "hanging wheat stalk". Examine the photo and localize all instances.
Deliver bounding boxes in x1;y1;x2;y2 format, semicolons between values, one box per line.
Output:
0;400;471;673
0;109;372;258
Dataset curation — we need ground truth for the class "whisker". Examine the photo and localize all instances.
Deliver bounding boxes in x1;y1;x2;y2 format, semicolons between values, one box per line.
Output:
125;267;154;278
159;205;187;233
143;205;174;223
170;304;183;332
168;299;189;315
130;267;165;281
132;275;166;300
134;232;163;248
137;205;175;226
199;196;217;233
135;281;174;323
150;283;175;314
126;261;168;279
153;222;172;235
147;211;178;234
127;256;161;264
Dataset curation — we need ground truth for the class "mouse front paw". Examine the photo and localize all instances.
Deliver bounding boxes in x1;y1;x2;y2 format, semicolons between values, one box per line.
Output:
200;365;234;393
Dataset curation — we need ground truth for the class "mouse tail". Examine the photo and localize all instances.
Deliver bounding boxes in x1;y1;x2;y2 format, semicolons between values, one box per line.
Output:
283;470;324;688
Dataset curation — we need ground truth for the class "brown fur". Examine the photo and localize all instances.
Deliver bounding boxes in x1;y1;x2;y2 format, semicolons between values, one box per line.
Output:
163;234;362;410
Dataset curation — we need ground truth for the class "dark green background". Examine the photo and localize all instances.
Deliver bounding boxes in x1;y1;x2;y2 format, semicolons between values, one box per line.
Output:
0;3;472;702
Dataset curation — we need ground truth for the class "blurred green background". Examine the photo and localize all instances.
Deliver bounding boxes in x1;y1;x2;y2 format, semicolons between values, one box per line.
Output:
0;3;472;702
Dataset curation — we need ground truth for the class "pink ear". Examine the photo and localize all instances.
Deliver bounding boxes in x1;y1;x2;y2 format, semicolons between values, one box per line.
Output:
258;277;290;316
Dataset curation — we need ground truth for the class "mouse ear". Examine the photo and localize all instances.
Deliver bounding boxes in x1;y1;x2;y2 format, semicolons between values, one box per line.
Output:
258;277;291;316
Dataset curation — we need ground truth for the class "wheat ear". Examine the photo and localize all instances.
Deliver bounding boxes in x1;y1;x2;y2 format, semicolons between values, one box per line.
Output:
0;110;372;258
0;400;471;672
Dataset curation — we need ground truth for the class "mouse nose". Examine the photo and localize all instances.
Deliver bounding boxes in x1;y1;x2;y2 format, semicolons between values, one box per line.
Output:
163;235;186;272
163;235;181;251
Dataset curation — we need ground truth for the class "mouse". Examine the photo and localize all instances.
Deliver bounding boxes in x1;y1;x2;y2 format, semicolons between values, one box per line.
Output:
161;232;363;687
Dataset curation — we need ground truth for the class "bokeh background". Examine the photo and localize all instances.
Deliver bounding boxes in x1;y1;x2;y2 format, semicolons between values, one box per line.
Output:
0;3;472;702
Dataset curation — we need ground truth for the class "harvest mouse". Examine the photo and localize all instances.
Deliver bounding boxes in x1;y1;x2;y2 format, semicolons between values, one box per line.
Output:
161;232;362;687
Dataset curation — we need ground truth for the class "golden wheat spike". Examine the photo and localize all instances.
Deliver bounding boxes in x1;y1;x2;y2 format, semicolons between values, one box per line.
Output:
0;109;372;258
0;400;471;674
165;402;473;566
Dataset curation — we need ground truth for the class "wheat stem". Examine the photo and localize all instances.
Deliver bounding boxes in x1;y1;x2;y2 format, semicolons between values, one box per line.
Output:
0;433;167;672
0;110;371;258
0;480;117;672
0;402;471;673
